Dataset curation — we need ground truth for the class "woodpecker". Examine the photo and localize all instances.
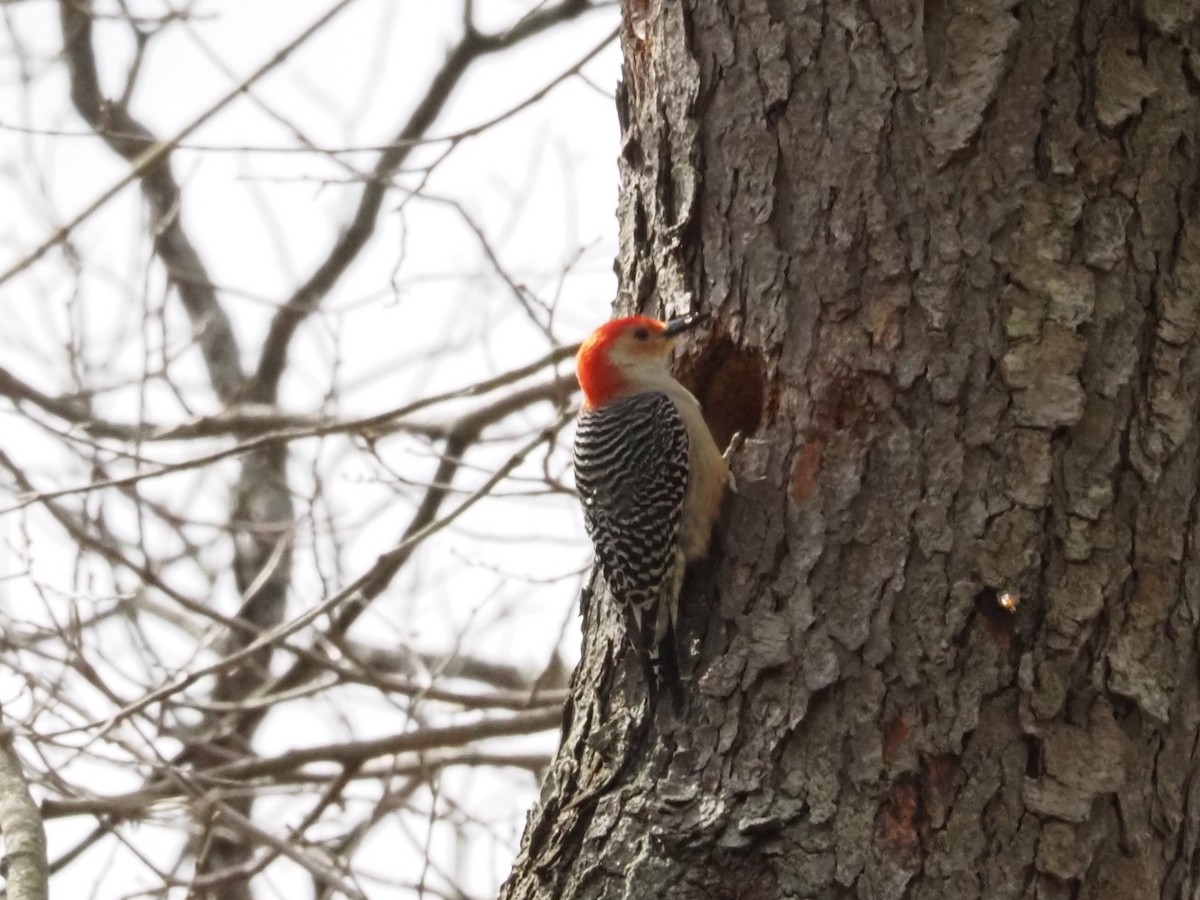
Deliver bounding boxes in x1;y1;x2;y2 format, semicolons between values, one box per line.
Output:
573;313;730;708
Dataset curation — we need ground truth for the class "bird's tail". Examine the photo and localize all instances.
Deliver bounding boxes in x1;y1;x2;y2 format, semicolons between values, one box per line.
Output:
623;586;686;714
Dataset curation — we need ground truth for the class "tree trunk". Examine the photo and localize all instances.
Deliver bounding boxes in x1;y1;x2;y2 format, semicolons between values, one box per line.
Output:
503;0;1200;897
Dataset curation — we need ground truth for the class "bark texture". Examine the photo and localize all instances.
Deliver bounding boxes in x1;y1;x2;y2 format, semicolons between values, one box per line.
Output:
0;723;47;900
504;0;1200;897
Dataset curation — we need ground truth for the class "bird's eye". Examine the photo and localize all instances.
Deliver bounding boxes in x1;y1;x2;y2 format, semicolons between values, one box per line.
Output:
633;328;650;341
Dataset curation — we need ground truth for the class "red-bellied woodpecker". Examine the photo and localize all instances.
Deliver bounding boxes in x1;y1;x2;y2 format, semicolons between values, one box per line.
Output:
573;313;730;708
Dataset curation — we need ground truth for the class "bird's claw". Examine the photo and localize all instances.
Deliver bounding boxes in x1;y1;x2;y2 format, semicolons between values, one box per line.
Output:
724;431;745;494
723;431;745;464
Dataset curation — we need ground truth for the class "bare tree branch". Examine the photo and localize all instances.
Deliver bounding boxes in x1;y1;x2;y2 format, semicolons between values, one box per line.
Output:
48;0;361;400
0;345;578;445
3;375;576;512
250;0;598;402
0;719;48;900
0;2;613;894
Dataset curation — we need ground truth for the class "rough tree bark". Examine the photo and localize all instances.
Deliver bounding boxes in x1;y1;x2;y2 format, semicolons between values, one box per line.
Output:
503;0;1200;897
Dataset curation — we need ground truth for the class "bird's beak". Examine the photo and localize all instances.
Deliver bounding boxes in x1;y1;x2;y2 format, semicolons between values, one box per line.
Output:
662;311;706;338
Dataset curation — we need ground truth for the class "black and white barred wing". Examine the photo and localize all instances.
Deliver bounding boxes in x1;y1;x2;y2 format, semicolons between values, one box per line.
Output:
573;391;690;616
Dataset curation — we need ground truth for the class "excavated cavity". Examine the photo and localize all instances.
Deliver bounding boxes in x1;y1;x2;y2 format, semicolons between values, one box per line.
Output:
679;334;768;451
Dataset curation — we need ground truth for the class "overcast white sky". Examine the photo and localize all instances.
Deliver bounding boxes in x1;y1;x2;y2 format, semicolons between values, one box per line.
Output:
0;1;623;895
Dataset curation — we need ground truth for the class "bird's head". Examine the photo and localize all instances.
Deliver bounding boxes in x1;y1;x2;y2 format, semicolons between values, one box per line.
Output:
576;313;704;409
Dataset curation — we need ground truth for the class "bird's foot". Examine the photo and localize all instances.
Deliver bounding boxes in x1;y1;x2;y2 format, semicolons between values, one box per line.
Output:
724;431;745;494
